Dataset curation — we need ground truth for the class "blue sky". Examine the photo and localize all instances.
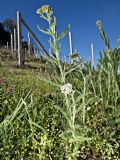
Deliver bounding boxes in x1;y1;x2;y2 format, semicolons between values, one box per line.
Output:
0;0;120;63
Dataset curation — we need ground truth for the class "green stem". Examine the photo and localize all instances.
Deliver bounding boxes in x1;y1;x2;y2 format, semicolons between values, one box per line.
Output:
71;92;76;126
79;68;86;127
89;70;96;97
58;61;65;84
65;94;71;117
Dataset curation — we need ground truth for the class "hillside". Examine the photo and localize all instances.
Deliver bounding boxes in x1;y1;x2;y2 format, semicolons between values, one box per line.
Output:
0;49;54;95
0;46;120;160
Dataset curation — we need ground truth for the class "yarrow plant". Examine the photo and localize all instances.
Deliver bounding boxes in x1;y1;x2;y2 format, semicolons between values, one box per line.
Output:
60;83;73;94
36;5;91;159
37;5;70;84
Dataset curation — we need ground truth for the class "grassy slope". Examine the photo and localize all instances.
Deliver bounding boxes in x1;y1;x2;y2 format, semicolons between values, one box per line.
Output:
0;50;54;96
0;49;120;159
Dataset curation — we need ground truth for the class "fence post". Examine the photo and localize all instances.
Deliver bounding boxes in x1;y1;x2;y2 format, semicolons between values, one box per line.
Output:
17;11;23;66
11;34;13;52
69;31;73;64
28;32;31;54
14;28;17;51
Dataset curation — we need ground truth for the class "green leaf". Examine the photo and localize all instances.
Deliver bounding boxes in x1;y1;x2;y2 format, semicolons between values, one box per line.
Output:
65;63;81;76
30;121;46;133
54;105;71;126
59;24;70;39
96;20;110;49
37;25;51;35
59;129;73;139
50;16;56;32
40;15;49;22
38;76;60;87
49;40;59;53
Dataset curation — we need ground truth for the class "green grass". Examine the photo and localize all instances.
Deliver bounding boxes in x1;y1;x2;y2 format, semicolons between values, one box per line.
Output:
0;48;120;160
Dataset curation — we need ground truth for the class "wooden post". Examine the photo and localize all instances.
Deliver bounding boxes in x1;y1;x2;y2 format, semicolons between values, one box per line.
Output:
69;31;73;64
28;32;31;54
11;34;13;52
14;28;17;51
17;11;23;66
91;43;94;67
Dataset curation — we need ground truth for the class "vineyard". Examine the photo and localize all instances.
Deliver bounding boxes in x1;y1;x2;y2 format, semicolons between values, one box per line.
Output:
0;5;120;160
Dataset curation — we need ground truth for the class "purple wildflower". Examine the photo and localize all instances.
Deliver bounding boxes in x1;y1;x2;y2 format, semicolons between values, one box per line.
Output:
6;86;12;94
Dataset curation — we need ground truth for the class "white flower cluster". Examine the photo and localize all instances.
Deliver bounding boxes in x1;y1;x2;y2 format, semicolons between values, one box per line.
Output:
60;83;72;94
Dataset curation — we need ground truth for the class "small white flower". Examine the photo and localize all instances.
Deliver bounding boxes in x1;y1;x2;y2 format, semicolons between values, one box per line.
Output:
87;107;91;111
60;83;72;94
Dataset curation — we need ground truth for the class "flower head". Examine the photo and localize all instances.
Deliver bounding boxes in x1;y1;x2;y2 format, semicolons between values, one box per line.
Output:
60;83;72;94
96;20;103;30
6;86;12;94
71;53;79;60
96;20;102;27
36;5;53;15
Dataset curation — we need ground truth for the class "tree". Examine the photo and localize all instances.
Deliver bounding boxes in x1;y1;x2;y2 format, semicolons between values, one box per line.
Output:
0;22;10;45
3;18;17;34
